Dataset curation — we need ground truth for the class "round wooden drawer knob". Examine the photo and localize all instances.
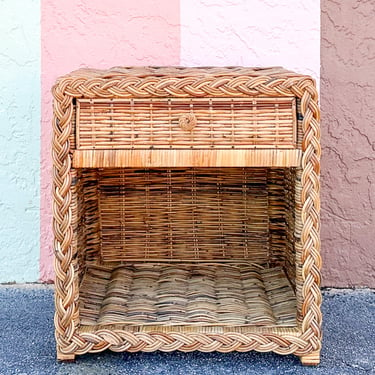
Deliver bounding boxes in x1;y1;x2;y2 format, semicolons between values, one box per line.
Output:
179;113;196;131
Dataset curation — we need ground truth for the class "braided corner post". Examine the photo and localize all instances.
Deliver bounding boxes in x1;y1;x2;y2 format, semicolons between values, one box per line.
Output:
292;80;322;355
52;83;79;359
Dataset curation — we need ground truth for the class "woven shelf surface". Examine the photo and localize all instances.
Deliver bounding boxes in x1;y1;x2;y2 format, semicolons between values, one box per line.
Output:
79;263;297;328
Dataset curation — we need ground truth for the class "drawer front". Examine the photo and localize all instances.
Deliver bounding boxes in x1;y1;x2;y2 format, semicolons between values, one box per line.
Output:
76;97;297;150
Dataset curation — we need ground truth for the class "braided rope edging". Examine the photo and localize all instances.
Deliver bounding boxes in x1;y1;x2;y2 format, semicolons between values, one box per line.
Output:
57;330;318;356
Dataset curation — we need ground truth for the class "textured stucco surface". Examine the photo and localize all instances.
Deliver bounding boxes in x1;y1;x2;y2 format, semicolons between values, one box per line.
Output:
39;0;320;282
14;0;373;286
321;0;375;287
1;287;374;373
180;0;320;81
40;0;180;281
0;0;40;282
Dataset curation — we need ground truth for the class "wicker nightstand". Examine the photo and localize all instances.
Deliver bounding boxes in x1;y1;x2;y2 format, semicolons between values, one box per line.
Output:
52;67;321;365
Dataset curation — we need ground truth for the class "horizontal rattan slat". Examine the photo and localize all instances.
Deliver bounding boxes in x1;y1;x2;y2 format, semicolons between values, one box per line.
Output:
73;149;302;168
76;97;297;150
78;323;301;335
79;263;297;327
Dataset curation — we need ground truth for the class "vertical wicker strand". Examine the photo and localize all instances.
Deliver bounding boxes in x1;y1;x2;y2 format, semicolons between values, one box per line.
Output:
243;168;249;259
266;169;271;268
275;103;279;145
253;98;257;145
121;169;126;258
150;100;153;146
209;98;213;147
231;99;235;145
190;100;195;147
217;172;224;258
109;100;114;149
294;168;304;325
192;169;198;259
90;99;96;149
130;99;135;148
168;169;173;259
168;99;172;148
145;170;150;260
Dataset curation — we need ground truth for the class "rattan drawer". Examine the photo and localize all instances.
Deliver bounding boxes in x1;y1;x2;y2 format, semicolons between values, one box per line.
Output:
76;97;297;150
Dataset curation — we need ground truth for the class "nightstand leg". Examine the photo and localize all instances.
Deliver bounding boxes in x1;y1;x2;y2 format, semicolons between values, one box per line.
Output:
299;350;320;366
57;351;76;362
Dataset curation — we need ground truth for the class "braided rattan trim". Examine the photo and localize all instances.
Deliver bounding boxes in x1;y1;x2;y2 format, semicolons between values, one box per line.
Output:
53;66;315;99
58;330;318;356
299;81;322;353
52;67;321;357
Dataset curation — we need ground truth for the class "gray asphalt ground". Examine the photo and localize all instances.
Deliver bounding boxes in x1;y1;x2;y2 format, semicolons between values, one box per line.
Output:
0;286;373;375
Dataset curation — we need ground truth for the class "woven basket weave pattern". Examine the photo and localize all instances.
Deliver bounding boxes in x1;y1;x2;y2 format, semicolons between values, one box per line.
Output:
52;67;321;362
76;97;297;149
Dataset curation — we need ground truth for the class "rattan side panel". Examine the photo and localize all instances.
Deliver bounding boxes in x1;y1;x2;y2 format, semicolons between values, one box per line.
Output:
293;168;304;324
267;169;287;267
69;104;76;151
81;170;102;265
71;169;86;283
284;169;297;290
296;99;303;149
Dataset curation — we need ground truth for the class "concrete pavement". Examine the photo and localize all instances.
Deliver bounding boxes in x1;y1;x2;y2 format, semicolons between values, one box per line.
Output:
0;286;374;375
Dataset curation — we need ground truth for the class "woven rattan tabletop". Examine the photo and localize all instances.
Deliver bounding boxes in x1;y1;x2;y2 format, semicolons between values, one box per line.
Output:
57;65;309;80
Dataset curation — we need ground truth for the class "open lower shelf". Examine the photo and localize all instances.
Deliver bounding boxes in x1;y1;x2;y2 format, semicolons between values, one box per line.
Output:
79;263;297;328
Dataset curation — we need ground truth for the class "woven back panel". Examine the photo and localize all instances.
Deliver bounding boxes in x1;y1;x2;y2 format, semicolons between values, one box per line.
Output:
97;168;279;263
77;97;296;150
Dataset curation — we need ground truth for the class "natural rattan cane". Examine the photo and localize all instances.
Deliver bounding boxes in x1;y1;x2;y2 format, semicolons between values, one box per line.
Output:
76;97;297;149
79;264;297;327
52;67;321;365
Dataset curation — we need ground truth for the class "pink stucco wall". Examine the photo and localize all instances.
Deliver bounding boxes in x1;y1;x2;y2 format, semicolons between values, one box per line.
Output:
40;0;180;281
321;0;375;287
40;0;320;282
41;0;325;284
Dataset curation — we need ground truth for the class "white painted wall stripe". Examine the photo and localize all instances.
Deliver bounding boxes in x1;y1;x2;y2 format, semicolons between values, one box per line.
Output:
0;0;40;282
180;0;320;83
